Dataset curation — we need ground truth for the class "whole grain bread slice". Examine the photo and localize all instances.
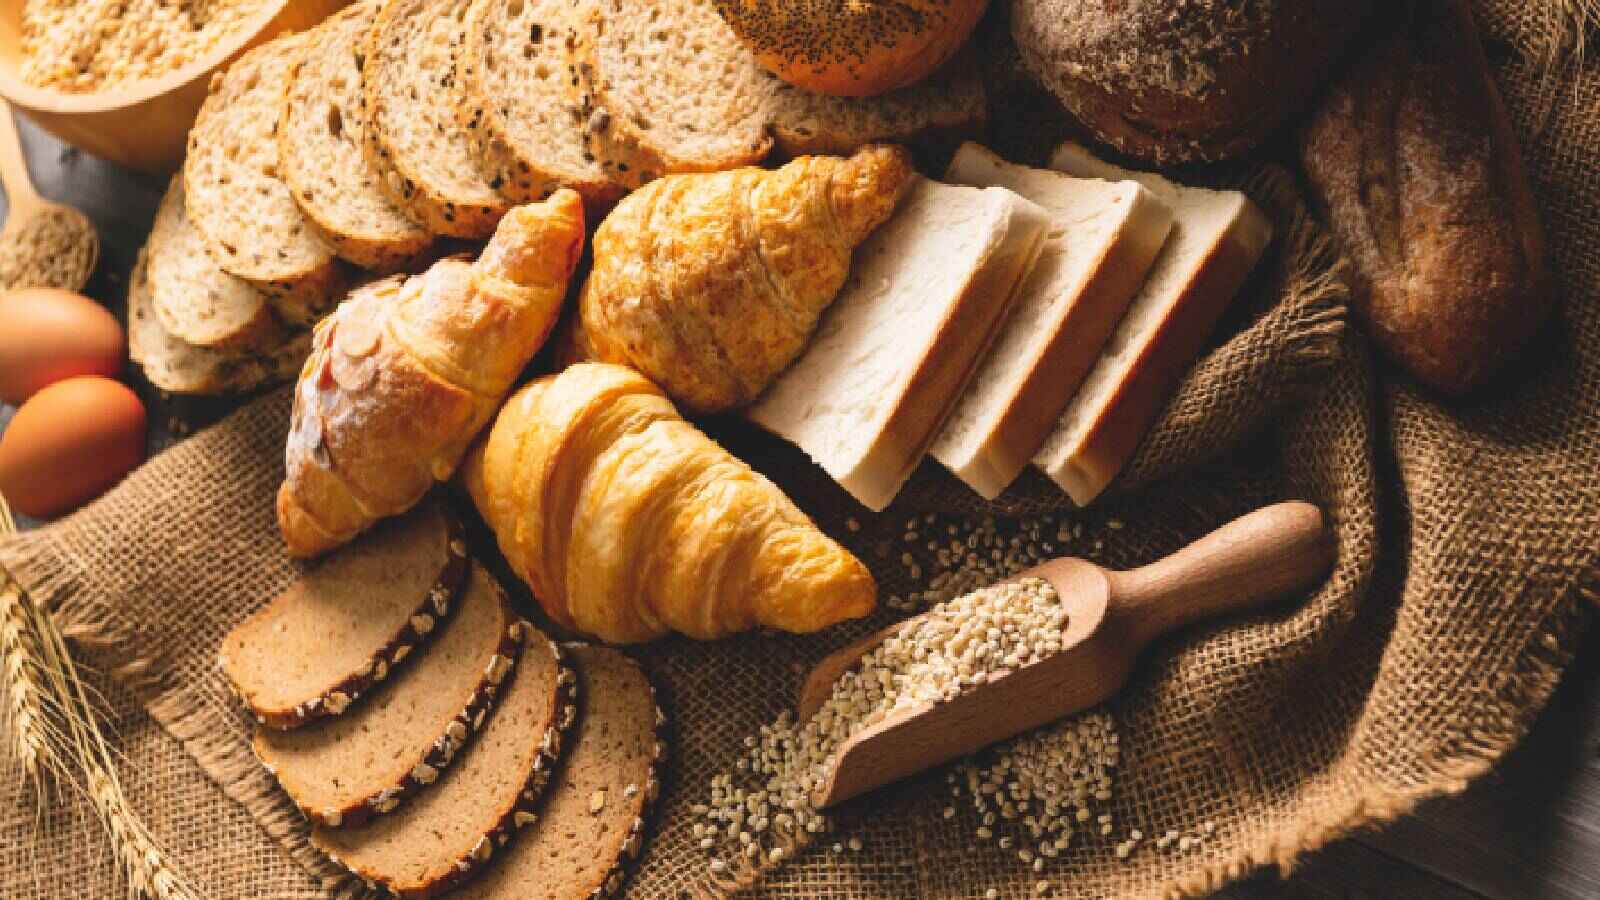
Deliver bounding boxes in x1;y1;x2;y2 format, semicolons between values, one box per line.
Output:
220;501;469;730
254;564;520;828
450;644;665;900
366;0;511;239
183;32;342;323
280;0;433;271
313;624;576;898
458;0;623;210
129;247;312;396
146;176;286;352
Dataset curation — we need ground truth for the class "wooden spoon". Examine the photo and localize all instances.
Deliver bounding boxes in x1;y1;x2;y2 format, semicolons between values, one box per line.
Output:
0;100;97;292
799;501;1333;809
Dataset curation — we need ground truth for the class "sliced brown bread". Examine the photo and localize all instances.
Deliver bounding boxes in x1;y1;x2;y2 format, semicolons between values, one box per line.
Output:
365;0;511;239
280;1;433;272
313;625;576;898
450;645;665;900
183;32;342;323
220;501;469;731
147;176;285;352
254;564;520;828
129;247;311;396
458;0;623;210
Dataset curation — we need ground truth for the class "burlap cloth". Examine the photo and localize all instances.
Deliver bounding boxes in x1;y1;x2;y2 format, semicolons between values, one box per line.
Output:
4;2;1598;896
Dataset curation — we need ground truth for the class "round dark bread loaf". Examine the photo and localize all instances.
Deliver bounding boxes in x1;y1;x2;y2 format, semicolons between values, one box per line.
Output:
1010;0;1372;164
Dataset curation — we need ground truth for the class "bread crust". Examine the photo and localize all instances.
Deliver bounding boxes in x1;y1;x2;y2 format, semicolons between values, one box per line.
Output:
1299;0;1547;395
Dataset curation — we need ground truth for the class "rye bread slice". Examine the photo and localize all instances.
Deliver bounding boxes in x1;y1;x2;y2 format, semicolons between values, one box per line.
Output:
254;564;520;828
128;246;313;396
183;32;342;322
458;0;623;210
220;501;469;730
450;645;665;900
280;0;433;271
313;624;576;898
365;0;511;239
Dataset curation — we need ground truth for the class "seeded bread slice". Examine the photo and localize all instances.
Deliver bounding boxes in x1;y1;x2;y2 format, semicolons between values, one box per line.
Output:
314;625;576;898
458;0;623;210
147;176;286;352
183;32;341;323
451;645;665;900
280;1;433;271
254;564;520;829
220;501;469;731
366;0;511;239
129;247;312;396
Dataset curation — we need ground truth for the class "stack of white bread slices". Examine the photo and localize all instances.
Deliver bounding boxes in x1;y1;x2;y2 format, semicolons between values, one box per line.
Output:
751;141;1272;509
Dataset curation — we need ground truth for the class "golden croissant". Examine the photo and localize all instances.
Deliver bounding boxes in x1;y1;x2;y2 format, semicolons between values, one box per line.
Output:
461;362;877;643
575;144;914;414
278;191;586;557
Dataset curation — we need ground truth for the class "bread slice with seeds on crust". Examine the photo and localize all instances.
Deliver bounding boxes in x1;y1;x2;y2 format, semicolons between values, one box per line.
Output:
254;564;520;829
220;501;469;731
280;0;433;271
183;31;342;324
366;0;512;238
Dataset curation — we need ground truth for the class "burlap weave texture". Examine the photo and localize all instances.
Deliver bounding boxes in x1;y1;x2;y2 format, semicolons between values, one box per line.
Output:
3;2;1598;897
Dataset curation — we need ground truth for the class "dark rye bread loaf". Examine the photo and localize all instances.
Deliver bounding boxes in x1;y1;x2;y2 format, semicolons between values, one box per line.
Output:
254;564;520;828
451;645;665;900
313;624;576;898
219;501;469;730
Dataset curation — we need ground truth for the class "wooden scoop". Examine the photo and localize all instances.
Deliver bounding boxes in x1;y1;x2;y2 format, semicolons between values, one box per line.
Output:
0;100;98;292
799;501;1333;809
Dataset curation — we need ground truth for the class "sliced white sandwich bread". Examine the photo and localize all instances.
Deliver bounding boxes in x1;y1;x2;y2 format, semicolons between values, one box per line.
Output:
749;177;1051;512
279;0;432;271
930;143;1174;500
1032;142;1273;506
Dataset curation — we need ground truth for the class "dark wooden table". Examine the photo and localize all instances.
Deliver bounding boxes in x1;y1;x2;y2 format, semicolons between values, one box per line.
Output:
3;113;1595;900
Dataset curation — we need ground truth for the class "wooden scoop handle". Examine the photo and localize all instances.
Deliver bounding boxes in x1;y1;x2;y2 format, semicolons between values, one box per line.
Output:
0;103;42;219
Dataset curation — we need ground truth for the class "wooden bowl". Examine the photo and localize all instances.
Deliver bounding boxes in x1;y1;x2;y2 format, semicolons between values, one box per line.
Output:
0;0;350;175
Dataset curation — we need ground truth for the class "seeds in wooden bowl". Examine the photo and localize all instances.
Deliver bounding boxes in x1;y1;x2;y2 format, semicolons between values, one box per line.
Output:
19;0;260;92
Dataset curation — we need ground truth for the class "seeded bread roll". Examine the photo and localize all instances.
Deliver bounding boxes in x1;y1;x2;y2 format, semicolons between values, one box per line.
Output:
183;32;342;323
280;1;433;271
254;565;521;829
1011;0;1372;164
220;502;469;731
713;0;989;97
366;0;512;238
458;0;624;211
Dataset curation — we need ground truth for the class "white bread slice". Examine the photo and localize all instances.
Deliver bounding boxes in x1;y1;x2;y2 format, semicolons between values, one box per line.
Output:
1032;142;1273;506
930;143;1174;500
749;178;1051;511
280;0;432;271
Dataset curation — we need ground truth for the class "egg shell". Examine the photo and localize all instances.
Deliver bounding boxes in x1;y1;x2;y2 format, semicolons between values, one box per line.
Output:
0;376;145;519
0;287;126;405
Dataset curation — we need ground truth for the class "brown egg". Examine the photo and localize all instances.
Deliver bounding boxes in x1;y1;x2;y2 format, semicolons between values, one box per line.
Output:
0;376;145;519
0;287;126;405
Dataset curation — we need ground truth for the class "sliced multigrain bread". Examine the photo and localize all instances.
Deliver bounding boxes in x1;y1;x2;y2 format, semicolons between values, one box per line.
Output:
931;143;1174;500
458;0;623;210
1033;142;1273;506
280;1;433;271
128;248;311;396
147;176;286;352
254;564;520;828
220;501;469;731
183;32;341;322
366;0;511;239
749;178;1051;511
450;645;665;900
313;625;576;898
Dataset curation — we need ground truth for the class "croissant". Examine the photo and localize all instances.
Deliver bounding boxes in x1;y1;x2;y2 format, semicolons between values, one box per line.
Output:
576;144;914;414
278;190;586;557
461;362;877;643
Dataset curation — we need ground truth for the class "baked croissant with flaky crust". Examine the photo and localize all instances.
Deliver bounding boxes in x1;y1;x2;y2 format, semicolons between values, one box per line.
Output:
575;144;914;414
462;362;877;643
278;190;586;558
